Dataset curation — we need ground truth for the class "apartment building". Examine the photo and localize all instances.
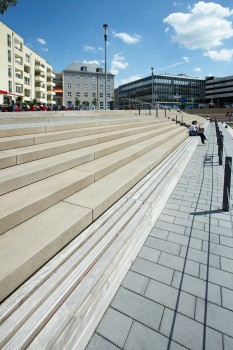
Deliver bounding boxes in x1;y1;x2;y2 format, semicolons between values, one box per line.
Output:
0;21;55;105
62;61;114;109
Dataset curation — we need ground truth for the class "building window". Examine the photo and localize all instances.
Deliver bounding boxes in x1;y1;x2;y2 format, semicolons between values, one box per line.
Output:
107;76;111;82
25;54;30;62
24;77;30;85
67;83;71;89
16;72;21;79
76;75;80;80
84;92;88;98
7;34;11;47
8;66;12;78
92;92;96;97
16;86;21;93
84;75;88;80
92;84;96;90
107;85;111;91
99;101;104;109
76;83;80;90
67;74;71;79
107;93;111;98
76;92;80;97
84;84;88;89
67;101;72;106
68;92;71;97
100;93;103;98
8;50;11;63
8;81;12;93
100;85;104;90
92;76;96;81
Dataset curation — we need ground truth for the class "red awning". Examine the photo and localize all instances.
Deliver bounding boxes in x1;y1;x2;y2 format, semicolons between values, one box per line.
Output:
0;90;8;95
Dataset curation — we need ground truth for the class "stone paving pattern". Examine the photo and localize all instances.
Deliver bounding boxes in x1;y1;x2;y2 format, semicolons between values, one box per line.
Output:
86;122;233;350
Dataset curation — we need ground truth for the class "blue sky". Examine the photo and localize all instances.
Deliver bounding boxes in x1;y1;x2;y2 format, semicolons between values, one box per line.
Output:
1;0;233;87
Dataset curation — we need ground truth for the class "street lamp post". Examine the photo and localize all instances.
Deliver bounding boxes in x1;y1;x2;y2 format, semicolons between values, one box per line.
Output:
103;24;108;110
151;67;154;110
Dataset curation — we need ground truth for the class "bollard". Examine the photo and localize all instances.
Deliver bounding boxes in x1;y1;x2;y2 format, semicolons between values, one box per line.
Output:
222;157;232;211
176;115;177;124
218;132;223;165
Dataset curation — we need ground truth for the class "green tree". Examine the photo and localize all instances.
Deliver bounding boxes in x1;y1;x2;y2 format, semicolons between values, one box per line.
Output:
92;97;98;108
75;98;80;107
0;0;17;14
16;96;23;105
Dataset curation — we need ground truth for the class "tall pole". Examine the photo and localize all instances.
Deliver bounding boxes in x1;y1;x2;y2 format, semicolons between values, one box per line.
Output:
103;24;108;110
151;67;154;110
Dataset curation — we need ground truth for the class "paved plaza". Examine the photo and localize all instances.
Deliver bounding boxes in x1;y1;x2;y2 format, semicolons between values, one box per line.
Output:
87;122;233;350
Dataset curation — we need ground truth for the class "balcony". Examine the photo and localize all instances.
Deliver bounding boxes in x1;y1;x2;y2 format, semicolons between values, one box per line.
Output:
35;86;46;92
35;75;46;82
47;71;56;78
35;64;46;73
47;81;56;87
47;91;56;96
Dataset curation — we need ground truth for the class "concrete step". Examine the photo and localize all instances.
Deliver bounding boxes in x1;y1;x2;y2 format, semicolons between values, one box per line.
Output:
0;123;179;194
1;122;174;166
0;130;187;302
0;137;197;349
0;119;169;150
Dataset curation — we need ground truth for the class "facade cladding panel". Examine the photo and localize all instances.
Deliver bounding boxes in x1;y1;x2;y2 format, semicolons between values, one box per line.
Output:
116;74;205;109
63;62;114;109
205;76;233;107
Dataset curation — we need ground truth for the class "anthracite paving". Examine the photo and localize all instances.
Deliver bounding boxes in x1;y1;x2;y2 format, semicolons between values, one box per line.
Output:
86;122;233;350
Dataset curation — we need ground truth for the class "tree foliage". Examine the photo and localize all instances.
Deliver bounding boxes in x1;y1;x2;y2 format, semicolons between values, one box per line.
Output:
0;0;17;14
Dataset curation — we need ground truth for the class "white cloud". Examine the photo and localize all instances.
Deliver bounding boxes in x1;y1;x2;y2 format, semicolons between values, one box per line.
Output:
165;27;170;33
41;48;48;52
112;31;141;44
82;60;100;65
36;38;47;45
164;1;233;50
194;67;202;72
83;45;96;52
120;75;142;85
111;53;129;75
204;49;233;61
182;56;189;62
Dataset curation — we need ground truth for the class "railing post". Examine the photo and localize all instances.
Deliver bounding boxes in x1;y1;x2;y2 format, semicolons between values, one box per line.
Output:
222;157;232;211
138;105;141;115
218;131;223;165
176;115;177;124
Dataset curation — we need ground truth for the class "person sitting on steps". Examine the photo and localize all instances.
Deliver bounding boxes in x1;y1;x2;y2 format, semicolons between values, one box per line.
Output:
189;120;207;144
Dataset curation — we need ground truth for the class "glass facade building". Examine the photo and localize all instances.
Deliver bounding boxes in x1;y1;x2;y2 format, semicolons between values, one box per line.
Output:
116;73;205;109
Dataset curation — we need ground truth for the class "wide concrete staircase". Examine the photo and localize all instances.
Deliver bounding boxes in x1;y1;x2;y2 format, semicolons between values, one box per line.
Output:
0;115;201;349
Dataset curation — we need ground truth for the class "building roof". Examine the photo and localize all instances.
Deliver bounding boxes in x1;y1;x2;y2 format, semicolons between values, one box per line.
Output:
63;61;114;75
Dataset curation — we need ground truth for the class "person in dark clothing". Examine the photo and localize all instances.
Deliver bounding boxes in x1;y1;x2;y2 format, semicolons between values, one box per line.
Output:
189;120;207;144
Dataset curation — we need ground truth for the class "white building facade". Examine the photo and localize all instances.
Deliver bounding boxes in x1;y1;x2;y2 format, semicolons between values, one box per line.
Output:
62;62;114;109
0;21;55;105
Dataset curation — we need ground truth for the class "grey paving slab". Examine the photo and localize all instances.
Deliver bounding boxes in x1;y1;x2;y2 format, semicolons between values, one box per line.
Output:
179;245;220;269
171;271;221;305
145;236;181;255
199;264;233;290
159;307;223;350
96;308;133;348
86;334;121;350
111;287;164;331
145;279;196;318
138;245;161;263
88;123;233;349
124;321;187;350
195;298;233;337
131;257;174;285
121;270;149;295
158;251;199;278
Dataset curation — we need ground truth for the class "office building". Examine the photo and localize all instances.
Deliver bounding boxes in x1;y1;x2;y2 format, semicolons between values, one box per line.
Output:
205;76;233;108
0;21;55;105
116;73;205;109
